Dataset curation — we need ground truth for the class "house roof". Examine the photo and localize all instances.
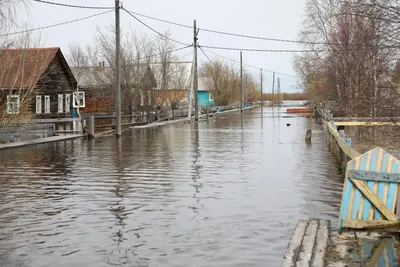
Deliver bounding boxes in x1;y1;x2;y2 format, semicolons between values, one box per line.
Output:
0;47;77;89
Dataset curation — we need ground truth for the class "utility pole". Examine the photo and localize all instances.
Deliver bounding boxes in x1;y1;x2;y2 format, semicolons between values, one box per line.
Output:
271;72;275;105
193;20;199;121
260;68;263;112
240;51;243;112
187;51;195;120
115;0;121;137
277;77;281;106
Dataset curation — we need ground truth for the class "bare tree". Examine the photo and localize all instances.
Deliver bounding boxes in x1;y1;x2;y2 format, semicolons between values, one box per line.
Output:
296;0;399;117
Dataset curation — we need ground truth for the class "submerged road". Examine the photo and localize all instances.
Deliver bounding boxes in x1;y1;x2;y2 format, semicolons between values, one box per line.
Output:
0;104;343;267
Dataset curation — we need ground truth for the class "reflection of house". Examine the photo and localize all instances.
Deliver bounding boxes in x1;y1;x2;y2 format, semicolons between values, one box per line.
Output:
0;47;77;119
198;77;214;107
71;65;157;114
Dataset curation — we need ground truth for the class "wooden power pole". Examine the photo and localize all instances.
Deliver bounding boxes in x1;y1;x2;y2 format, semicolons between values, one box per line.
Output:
240;51;243;112
194;20;199;121
115;0;121;137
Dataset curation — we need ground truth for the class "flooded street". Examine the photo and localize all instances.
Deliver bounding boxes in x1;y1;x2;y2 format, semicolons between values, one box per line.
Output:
0;106;344;267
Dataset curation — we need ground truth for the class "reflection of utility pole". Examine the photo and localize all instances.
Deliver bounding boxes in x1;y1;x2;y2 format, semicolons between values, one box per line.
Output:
115;0;122;137
240;51;243;112
193;20;199;121
271;72;275;105
277;77;281;107
260;68;263;113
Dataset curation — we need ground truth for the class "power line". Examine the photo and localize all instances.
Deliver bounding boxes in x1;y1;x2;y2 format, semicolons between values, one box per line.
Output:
122;8;191;47
200;47;297;78
32;0;113;9
124;9;400;48
124;9;193;30
123;45;193;63
0;10;112;37
199;46;221;71
200;45;320;53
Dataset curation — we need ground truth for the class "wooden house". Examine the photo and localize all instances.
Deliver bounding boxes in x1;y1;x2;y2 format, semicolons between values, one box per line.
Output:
71;65;157;115
0;47;77;120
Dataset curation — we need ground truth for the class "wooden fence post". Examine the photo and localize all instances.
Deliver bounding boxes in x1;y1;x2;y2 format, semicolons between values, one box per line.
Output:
87;116;95;139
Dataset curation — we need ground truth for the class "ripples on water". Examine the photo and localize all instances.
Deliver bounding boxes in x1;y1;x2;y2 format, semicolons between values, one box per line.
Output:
0;107;343;267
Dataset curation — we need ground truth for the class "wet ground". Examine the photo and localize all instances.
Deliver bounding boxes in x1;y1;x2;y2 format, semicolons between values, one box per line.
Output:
0;105;344;267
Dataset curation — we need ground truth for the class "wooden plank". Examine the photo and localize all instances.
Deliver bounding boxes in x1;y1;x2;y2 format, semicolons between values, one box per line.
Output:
311;220;330;267
297;220;319;267
348;170;400;183
358;151;372;219
362;149;380;220
350;178;399;221
335;121;396;126
351;153;364;219
341;219;399;229
281;220;308;267
340;160;356;222
375;152;390;220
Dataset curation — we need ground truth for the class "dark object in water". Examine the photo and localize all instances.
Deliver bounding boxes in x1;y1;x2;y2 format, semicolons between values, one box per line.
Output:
305;129;312;143
286;123;291;126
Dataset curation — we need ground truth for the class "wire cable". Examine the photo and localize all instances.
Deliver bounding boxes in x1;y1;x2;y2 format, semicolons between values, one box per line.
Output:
124;45;193;63
200;47;297;78
124;9;398;48
0;10;113;37
200;45;321;53
122;8;191;46
32;0;113;10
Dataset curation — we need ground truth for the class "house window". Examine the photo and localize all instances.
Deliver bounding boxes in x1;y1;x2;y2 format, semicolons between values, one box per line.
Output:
7;95;20;114
140;90;144;106
58;94;63;113
148;90;152;105
36;95;42;114
209;92;213;101
65;94;70;113
73;91;85;108
44;95;50;113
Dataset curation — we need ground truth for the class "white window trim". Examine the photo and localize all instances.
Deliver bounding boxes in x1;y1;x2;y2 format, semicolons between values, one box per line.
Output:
36;95;42;114
58;94;64;113
140;90;144;106
148;90;152;106
65;94;70;113
73;91;85;108
7;95;20;115
44;95;50;114
209;92;213;101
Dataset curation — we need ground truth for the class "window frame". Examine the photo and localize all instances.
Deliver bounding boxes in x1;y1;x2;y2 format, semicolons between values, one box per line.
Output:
72;91;85;108
58;94;64;113
36;95;42;114
65;94;71;113
44;95;50;114
6;94;20;115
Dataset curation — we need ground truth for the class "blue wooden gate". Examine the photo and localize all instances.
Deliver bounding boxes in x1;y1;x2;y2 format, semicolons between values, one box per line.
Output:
339;147;400;229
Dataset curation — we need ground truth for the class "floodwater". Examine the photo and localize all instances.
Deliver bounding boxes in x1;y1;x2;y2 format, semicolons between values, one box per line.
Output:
0;105;344;267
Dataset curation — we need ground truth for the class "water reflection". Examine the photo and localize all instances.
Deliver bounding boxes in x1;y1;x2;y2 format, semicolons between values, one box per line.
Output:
348;235;400;266
0;106;344;267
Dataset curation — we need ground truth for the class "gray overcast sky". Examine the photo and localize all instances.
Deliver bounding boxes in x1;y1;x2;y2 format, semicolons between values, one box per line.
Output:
20;0;307;93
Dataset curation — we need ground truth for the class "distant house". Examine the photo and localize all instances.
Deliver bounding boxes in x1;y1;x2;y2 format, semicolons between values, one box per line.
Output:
0;47;77;120
198;77;214;107
154;89;188;109
71;65;157;115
